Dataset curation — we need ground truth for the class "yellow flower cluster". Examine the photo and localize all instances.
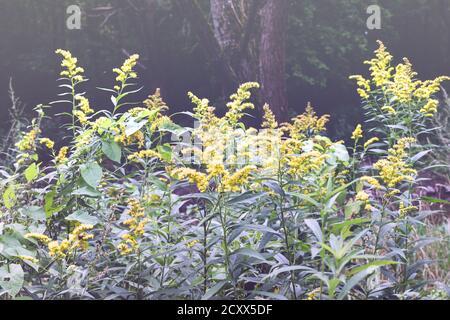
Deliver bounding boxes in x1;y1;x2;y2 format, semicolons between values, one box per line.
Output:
351;124;363;141
282;103;329;140
16;129;40;152
373;138;417;188
56;146;69;163
39;138;54;149
114;126;145;147
128;149;162;162
399;202;418;218
351;41;450;119
225;82;259;127
287;151;328;178
363;40;394;88
113;54;139;88
118;199;149;255
261;104;278;130
221;166;257;193
360;176;382;190
26;224;94;259
349;75;371;99
74;96;94;125
420;99;439;117
364;137;379;149
55;49;84;83
170;168;209;192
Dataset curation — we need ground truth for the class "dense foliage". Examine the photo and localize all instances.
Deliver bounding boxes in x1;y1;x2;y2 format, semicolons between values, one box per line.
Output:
0;43;448;300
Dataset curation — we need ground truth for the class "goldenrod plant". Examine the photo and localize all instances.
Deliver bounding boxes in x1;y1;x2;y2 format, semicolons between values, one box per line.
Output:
0;43;448;300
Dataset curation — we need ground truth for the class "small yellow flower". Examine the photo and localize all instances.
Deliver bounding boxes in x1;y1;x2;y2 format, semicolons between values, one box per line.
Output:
25;233;51;244
56;146;69;163
39;138;55;149
364;137;379;149
356;191;370;202
351;124;363;141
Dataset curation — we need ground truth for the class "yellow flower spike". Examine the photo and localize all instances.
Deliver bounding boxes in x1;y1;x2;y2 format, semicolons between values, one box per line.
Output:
55;49;84;83
261;104;278;129
16;128;41;152
113;54;139;85
39;138;55;149
225;82;260;127
364;137;379;149
360;176;382;190
25;233;51;244
356;191;370;202
363;40;394;88
351;124;363;141
75;95;94;115
373;138;417;188
56;146;69;164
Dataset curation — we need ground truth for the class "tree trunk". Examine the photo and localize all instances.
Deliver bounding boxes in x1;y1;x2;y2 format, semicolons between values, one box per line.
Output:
258;0;289;122
170;0;288;122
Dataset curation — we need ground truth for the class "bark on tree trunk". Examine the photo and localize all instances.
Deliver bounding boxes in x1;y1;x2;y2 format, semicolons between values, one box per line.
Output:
258;0;289;122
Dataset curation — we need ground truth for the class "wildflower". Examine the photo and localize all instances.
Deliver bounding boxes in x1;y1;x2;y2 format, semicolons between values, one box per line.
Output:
171;168;209;192
17;255;39;264
225;82;259;127
55;49;84;82
363;40;394;88
113;54;139;85
356;191;370;202
74;110;89;125
56;146;69;163
76;95;94;114
128;150;162;162
283;103;330;140
261;104;278;129
189;92;212;121
16;128;41;152
381;106;396;114
306;288;321;301
360;176;382;190
117;234;138;255
222;166;257;192
399;203;418;218
349;75;371;99
25;233;51;244
207;163;226;178
46;224;94;259
364;137;379;149
39;138;54;149
373;138;417;188
420;99;439;117
186;240;200;249
351;124;363;141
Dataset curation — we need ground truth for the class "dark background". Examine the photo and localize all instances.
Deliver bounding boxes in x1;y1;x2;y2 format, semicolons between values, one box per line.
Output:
1;0;450;140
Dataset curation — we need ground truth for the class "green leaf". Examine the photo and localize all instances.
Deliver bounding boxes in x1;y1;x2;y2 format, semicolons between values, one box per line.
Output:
156;144;172;162
331;143;350;163
102;140;122;163
66;211;99;226
80;162;103;189
201;281;227;300
231;248;268;263
349;260;399;276
72;186;102;198
25;206;46;222
305;219;323;242
2;185;16;209
0;264;24;297
24;163;39;183
420;196;450;205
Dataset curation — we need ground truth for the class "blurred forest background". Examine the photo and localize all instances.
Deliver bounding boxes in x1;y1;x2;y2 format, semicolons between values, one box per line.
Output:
1;0;450;141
